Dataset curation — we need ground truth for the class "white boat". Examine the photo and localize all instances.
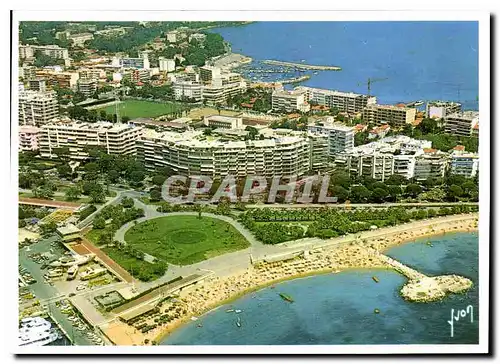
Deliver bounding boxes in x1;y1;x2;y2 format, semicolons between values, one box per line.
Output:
18;317;59;347
235;310;242;313
80;267;106;281
50;254;95;268
190;316;198;321
66;265;78;280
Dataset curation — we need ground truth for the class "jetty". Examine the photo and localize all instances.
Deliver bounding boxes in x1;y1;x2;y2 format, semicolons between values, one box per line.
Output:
281;75;311;84
366;247;473;303
262;59;341;71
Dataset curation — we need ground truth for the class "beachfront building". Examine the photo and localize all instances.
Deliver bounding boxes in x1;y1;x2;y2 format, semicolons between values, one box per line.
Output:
295;86;376;114
19;90;59;126
426;101;462;119
335;135;433;181
307;119;355;156
204;115;243;129
136;129;326;178
39;119;144;160
444;111;479;137
158;57;176;72
362;104;417;128
450;148;479;178
272;89;310;113
19;125;40;151
413;149;449;181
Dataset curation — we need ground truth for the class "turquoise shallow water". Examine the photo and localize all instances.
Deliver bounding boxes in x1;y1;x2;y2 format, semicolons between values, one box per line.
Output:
161;232;479;345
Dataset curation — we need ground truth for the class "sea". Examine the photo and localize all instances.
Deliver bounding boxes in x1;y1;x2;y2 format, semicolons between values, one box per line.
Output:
161;232;479;345
210;21;479;110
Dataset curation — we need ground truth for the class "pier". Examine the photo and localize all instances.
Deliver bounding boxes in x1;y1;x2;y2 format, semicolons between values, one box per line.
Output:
365;247;472;303
262;59;341;71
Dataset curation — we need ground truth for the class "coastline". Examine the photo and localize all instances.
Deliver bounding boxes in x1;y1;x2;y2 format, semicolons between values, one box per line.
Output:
148;214;478;345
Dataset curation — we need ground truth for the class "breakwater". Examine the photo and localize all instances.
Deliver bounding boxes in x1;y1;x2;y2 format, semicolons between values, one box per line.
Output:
262;59;341;71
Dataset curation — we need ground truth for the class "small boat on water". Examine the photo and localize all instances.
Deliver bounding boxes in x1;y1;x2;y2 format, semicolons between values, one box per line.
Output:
226;309;235;313
236;317;241;327
372;276;380;283
374;308;380;314
190;316;198;321
279;293;294;303
235;309;242;314
197;323;203;328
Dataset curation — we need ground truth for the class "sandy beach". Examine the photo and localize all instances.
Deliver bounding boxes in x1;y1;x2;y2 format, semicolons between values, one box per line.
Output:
103;213;478;345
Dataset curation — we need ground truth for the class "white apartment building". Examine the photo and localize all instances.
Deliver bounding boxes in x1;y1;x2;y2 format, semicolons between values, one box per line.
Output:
173;80;203;101
19;125;40;151
296;86;377;114
202;80;246;106
136;130;325;178
28;78;47;92
450;150;479;178
19;90;59;126
362;104;417;128
189;33;207;43
426;101;462;119
19;44;69;60
78;68;105;80
39;120;144;160
444;111;479;137
158;57;176;72
413;149;449;181
204;115;243;129
335;135;435;181
200;66;222;83
272;89;310;113
78;78;98;96
307;120;355;156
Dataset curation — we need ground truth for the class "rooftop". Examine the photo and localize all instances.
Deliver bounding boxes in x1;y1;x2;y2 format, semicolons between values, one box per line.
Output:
446;111;479;120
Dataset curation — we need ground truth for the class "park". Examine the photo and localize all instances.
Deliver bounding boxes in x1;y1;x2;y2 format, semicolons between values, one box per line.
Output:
98;99;179;119
123;215;250;266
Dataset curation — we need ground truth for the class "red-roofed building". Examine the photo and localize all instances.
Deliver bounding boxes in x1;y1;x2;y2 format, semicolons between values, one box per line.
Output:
413;118;423;126
354;124;368;133
423;148;437;154
453;145;466;152
368;124;390;139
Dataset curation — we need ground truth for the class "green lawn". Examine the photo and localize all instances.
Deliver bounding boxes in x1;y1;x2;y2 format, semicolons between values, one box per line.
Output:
124;215;250;265
98;100;177;119
102;246;165;282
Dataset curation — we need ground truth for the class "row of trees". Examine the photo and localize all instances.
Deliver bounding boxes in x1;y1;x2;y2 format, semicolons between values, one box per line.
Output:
240;204;478;244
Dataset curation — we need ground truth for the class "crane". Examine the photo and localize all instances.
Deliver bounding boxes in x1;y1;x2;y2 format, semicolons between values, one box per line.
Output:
358;77;389;96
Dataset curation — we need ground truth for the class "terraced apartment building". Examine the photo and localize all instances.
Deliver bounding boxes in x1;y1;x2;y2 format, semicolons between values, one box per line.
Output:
362;104;417;128
136;130;327;178
295;86;377;114
39;119;144;160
